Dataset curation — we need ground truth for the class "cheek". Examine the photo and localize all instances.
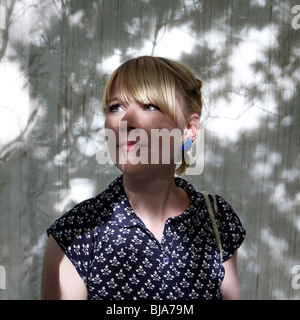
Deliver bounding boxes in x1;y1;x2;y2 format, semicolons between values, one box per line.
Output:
104;116;118;130
104;118;119;161
105;117;121;141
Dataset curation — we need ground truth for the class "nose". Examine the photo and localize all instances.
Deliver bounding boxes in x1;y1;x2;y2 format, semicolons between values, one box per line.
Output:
120;105;138;132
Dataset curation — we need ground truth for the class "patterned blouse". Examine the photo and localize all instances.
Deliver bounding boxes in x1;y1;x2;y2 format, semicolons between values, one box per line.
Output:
47;175;246;300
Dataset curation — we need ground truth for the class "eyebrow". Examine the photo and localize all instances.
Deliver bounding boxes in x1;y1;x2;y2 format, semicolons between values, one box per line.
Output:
106;97;119;105
106;97;127;106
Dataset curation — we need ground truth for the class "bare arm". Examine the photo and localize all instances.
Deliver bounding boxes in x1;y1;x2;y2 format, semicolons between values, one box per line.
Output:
220;251;241;300
41;235;88;300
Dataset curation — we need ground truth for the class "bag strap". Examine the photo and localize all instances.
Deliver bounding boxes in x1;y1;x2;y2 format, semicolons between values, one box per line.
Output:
202;191;223;261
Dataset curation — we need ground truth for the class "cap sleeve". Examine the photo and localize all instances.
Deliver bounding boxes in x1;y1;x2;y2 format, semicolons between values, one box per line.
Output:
47;200;96;286
214;195;246;263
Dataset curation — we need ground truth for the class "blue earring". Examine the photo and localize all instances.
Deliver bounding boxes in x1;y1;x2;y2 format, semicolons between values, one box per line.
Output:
182;137;192;152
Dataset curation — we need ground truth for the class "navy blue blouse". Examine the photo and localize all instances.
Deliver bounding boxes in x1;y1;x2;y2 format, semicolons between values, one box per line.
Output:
47;175;245;300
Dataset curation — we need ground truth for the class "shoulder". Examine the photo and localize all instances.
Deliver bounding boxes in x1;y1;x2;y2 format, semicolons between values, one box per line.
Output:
47;175;123;250
45;176;125;284
176;177;246;261
213;195;245;231
212;194;246;262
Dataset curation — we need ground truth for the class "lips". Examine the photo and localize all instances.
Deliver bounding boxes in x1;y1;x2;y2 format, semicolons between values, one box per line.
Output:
120;141;139;152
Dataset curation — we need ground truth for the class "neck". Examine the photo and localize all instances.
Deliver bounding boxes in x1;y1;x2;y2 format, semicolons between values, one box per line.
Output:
123;173;175;205
122;170;190;243
122;170;189;221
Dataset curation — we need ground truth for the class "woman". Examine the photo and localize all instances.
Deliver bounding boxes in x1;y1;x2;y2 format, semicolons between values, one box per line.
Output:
41;56;245;300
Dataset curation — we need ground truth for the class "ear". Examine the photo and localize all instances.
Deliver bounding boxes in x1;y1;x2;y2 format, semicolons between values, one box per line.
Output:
185;113;200;142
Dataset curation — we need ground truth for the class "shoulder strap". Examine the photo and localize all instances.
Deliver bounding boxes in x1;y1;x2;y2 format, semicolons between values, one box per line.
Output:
202;191;223;261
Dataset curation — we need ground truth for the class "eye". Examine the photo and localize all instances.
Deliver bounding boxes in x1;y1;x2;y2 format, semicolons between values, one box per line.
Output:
144;104;160;112
107;104;123;113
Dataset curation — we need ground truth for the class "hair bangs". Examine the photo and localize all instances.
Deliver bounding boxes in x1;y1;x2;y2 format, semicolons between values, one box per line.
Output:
103;57;177;121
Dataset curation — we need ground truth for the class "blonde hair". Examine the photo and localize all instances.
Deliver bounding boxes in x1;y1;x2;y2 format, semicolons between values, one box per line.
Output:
102;56;203;175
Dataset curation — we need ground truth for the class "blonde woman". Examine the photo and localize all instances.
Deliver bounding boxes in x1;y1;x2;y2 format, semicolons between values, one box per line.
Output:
41;56;245;300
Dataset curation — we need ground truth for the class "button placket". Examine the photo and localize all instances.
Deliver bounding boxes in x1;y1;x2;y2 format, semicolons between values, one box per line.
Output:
160;223;173;275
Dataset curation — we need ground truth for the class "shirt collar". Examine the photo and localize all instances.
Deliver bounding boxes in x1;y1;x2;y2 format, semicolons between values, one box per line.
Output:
108;175;146;229
108;175;201;228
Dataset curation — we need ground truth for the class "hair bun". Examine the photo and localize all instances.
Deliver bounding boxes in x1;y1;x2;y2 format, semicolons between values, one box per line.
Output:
196;78;202;90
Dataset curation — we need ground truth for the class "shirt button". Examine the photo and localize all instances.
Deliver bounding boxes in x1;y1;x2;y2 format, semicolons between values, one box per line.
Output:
163;257;170;265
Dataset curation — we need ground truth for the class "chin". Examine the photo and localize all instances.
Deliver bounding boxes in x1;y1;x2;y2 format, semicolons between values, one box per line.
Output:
116;163;176;179
116;162;150;176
